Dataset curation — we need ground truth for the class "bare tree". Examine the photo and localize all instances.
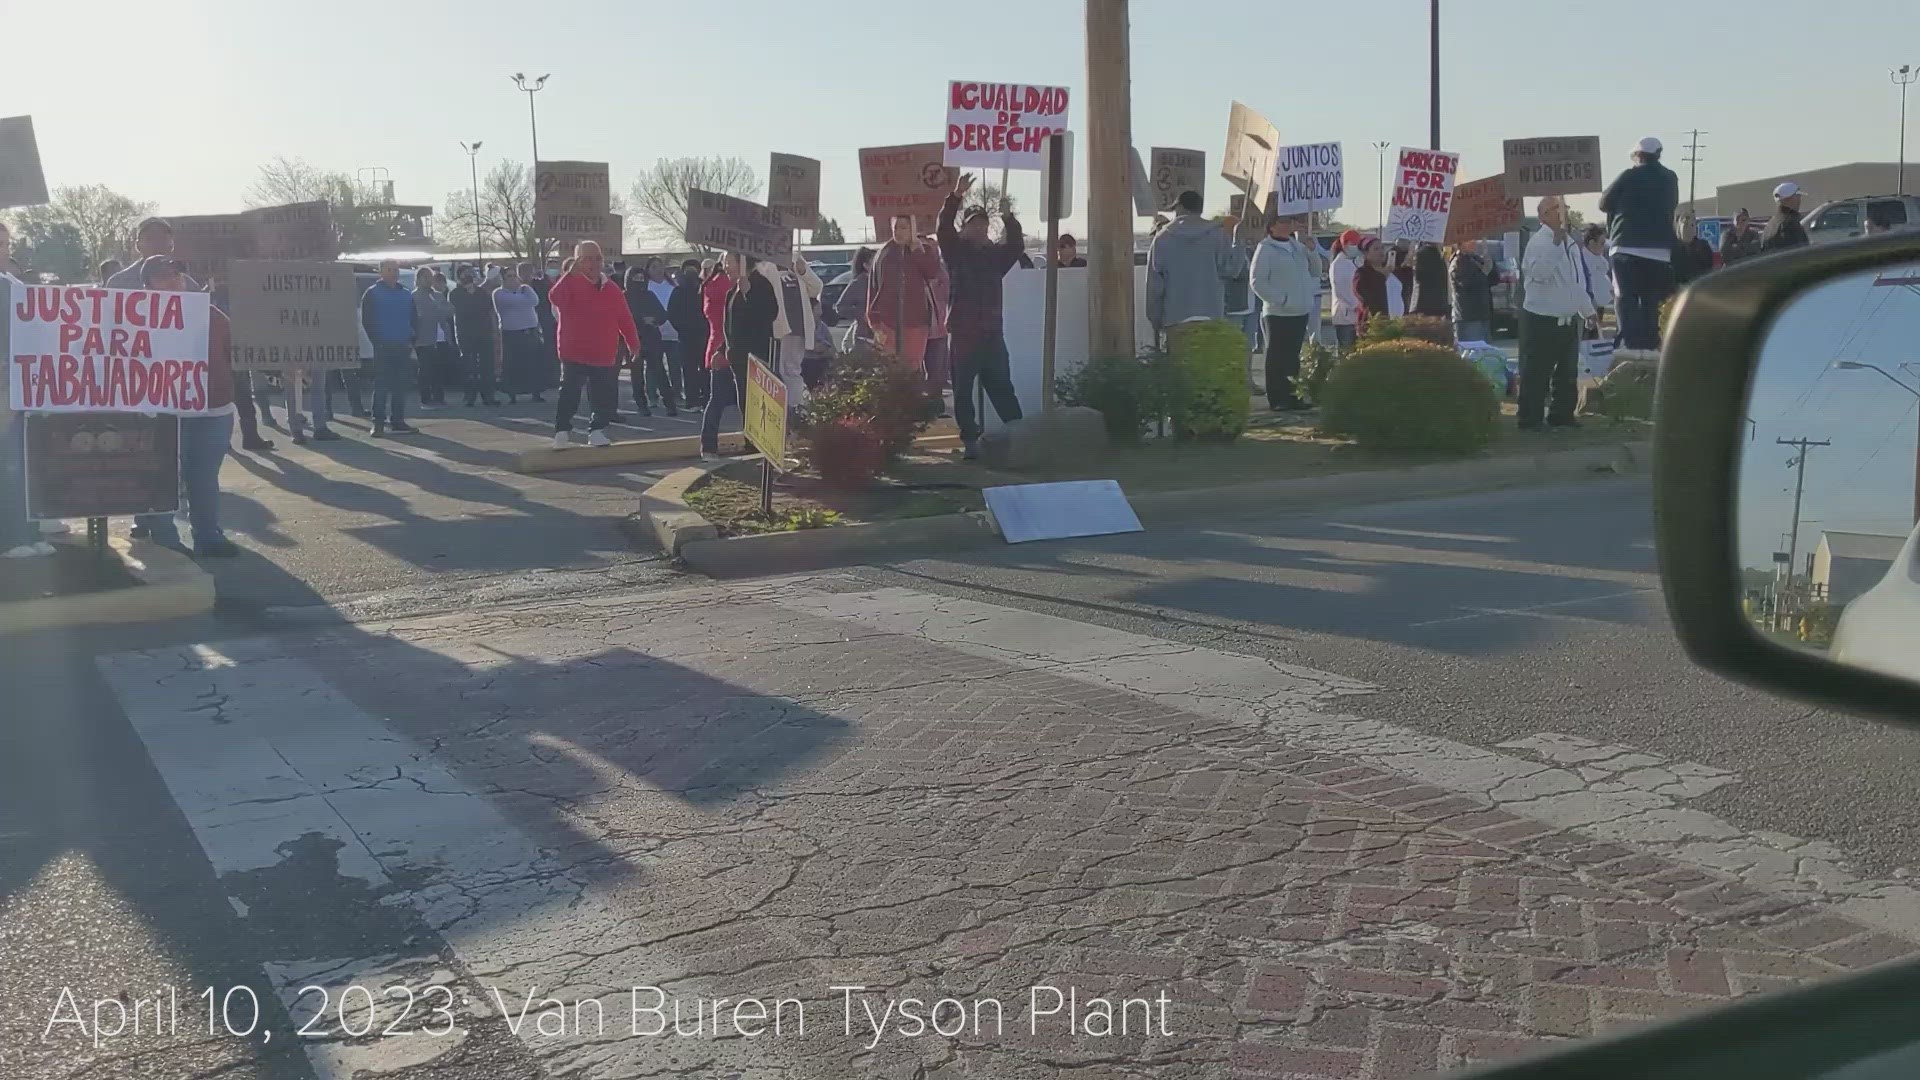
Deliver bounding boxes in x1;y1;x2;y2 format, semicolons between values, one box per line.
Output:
628;156;758;246
8;185;156;272
441;160;536;259
245;155;362;209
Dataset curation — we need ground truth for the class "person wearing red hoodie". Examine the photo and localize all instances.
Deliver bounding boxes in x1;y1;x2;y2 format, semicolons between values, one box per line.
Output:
866;212;943;371
130;256;242;557
699;259;735;395
548;241;640;449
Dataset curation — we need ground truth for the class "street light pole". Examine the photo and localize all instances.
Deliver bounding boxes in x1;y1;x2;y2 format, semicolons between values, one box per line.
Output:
1834;360;1920;523
1429;0;1441;150
1372;140;1391;237
1895;65;1917;197
512;73;549;259
461;141;484;269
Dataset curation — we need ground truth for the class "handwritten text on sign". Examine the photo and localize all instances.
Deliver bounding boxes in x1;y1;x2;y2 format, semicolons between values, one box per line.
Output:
1384;147;1461;245
859;143;957;222
9;286;213;413
1270;141;1344;218
944;81;1070;171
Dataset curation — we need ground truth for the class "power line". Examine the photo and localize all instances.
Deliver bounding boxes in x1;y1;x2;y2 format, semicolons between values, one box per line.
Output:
1682;129;1708;211
1779;437;1831;589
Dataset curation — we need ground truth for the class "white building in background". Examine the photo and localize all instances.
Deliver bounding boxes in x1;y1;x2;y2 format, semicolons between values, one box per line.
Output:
1813;531;1908;606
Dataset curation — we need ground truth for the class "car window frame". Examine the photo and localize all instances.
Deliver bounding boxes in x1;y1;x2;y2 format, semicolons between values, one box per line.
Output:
1809;202;1861;233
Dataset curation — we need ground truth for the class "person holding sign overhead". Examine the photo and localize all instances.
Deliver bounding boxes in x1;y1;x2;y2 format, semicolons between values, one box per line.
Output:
937;173;1028;459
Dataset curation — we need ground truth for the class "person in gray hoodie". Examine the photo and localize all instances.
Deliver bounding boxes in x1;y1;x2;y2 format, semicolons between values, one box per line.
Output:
1145;190;1247;332
1249;217;1324;411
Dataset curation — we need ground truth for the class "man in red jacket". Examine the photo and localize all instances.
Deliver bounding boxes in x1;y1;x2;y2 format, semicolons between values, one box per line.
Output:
548;241;640;449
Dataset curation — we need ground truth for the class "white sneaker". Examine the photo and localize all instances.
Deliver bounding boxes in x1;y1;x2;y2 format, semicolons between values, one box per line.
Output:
699;451;720;462
587;430;612;448
3;542;52;558
550;431;571;450
39;519;71;535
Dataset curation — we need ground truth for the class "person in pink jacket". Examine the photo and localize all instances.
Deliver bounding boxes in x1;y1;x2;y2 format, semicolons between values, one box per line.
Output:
866;213;943;371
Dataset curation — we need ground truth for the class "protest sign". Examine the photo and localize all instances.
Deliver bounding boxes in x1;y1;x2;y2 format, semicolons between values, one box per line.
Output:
24;413;179;520
744;356;788;466
1128;147;1155;216
8;285;213;414
1150;147;1206;214
1270;142;1344;218
684;190;791;265
535;161;614;244
0;116;49;209
1221;101;1279;202
944;81;1071;171
225;261;361;371
859;143;957;225
768;153;822;224
1502;136;1603;196
168;214;253;281
1384;147;1461;245
1444;175;1524;245
245;201;339;261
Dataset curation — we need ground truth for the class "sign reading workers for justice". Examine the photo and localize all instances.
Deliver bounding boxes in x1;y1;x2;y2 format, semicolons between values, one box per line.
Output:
1384;147;1461;245
8;285;214;414
224;260;361;371
1501;136;1603;197
943;81;1071;171
684;190;792;265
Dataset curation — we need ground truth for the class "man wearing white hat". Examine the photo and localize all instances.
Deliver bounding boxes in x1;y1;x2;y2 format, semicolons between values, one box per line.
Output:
1760;182;1811;253
1597;136;1680;350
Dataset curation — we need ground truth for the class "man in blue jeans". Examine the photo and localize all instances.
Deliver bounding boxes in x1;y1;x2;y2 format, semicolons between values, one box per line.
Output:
360;259;418;436
131;257;242;557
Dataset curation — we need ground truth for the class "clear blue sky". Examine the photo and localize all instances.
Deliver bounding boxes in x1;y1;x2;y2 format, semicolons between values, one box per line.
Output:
10;0;1918;243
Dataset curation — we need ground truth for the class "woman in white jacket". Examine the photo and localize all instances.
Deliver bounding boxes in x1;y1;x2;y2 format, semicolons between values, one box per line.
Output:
1328;231;1365;352
760;253;823;407
1249;219;1325;411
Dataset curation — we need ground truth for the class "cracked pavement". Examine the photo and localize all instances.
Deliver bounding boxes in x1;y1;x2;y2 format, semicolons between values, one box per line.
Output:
9;478;1920;1078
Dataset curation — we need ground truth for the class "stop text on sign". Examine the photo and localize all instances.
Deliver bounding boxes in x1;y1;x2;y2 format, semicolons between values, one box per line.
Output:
944;80;1070;171
9;285;214;413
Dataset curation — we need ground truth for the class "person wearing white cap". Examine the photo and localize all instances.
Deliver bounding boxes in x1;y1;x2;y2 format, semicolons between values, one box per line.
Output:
1760;182;1810;253
1597;136;1680;350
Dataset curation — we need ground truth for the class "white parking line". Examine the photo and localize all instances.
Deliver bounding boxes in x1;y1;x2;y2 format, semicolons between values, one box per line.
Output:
1405;587;1653;627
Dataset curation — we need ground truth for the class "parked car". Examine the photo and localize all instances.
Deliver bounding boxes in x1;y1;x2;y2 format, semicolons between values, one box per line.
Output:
1804;195;1920;244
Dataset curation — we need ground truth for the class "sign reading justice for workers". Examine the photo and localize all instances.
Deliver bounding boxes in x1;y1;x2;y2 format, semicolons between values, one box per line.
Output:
1384;147;1461;245
1445;175;1525;245
536;160;618;250
768;152;821;224
944;81;1070;171
225;260;361;371
8;285;214;414
1502;136;1603;197
859;143;958;225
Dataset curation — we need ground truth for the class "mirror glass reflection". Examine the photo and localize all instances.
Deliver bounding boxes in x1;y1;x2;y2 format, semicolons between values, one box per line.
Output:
1739;259;1920;680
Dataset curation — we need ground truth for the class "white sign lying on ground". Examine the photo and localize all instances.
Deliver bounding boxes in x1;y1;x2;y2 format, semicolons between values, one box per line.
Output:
983;480;1143;544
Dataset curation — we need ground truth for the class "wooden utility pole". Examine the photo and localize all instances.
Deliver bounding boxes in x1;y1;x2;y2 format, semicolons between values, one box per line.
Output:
1778;436;1830;598
1085;0;1136;361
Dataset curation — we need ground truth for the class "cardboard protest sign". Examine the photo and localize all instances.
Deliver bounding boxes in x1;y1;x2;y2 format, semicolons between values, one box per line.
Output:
1444;175;1524;245
1150;147;1206;214
24;412;178;520
1502;136;1603;196
744;356;788;466
684;190;792;265
859;143;957;225
245;201;339;261
0;116;49;209
944;81;1071;171
168;214;253;281
8;285;214;413
1271;142;1344;218
1128;147;1155;216
534;160;615;244
768;153;821;224
224;260;361;371
1221;101;1279;202
1384;147;1461;245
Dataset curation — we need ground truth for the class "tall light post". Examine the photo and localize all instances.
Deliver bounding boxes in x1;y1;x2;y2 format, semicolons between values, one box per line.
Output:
1372;140;1392;236
1428;0;1441;150
1835;359;1920;523
512;73;549;258
1894;65;1917;196
460;140;484;269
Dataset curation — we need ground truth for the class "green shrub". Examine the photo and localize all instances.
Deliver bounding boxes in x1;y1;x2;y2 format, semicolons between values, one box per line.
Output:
1586;358;1658;421
1056;353;1165;446
1361;314;1454;347
1166;319;1250;442
1319;340;1500;451
1292;340;1339;406
797;340;934;468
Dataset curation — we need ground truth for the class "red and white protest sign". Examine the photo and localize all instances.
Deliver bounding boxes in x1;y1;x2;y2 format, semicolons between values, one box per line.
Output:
9;285;214;413
943;80;1070;171
1384;147;1461;246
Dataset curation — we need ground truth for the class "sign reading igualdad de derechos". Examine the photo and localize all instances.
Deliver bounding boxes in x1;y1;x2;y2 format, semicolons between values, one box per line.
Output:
944;81;1071;171
225;260;361;370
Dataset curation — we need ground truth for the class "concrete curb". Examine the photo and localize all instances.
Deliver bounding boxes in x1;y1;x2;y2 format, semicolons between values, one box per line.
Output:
517;418;963;474
0;536;215;636
635;439;1650;579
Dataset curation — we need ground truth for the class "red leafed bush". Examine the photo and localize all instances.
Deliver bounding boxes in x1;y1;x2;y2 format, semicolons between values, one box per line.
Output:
807;415;887;486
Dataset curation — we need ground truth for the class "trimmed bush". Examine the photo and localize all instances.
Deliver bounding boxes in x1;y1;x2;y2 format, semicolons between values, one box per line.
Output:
1292;340;1339;406
1167;319;1251;442
1319;340;1500;451
1360;314;1455;348
1056;353;1169;446
797;340;934;467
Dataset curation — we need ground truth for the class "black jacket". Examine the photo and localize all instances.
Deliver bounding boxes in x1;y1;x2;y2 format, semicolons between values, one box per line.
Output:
623;270;667;357
1448;253;1494;325
1761;207;1809;253
449;285;494;349
724;270;778;363
1598;161;1680;251
667;271;707;339
1410;248;1451;318
1720;227;1763;264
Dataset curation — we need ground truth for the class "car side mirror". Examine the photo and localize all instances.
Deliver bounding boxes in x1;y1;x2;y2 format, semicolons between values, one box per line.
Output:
1657;229;1920;720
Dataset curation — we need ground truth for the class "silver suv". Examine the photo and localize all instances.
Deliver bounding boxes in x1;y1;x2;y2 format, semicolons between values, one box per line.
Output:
1803;194;1920;244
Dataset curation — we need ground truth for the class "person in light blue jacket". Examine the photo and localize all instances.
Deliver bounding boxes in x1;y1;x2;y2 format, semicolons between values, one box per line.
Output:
1145;190;1247;331
1249;217;1325;412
